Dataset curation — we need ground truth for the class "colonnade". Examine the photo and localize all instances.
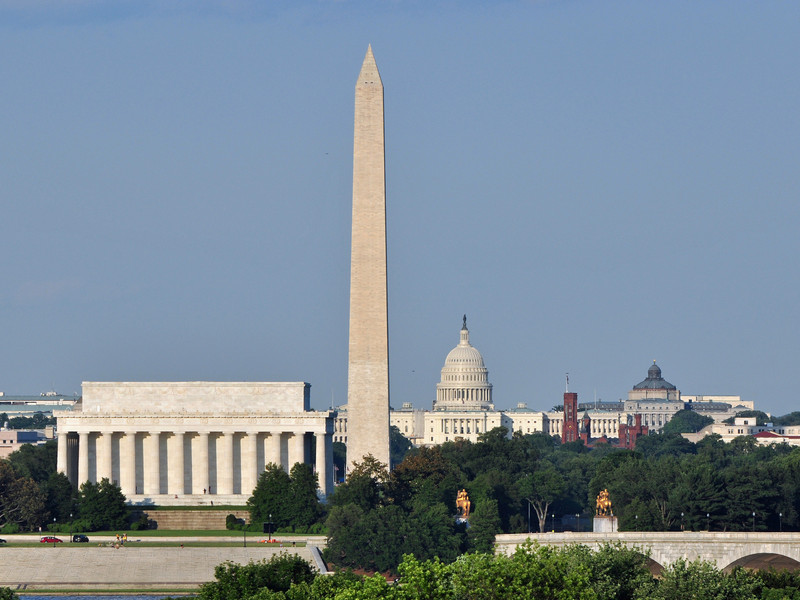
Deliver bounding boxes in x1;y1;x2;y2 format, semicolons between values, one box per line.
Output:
56;428;332;499
440;417;484;436
435;387;492;405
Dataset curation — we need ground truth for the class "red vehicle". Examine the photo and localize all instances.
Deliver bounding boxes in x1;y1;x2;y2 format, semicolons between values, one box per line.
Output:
39;536;62;543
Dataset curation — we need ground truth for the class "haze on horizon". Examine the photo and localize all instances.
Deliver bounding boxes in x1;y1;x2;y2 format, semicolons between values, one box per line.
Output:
2;1;798;416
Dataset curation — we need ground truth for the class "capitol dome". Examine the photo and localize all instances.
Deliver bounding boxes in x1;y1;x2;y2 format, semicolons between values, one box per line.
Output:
434;316;494;411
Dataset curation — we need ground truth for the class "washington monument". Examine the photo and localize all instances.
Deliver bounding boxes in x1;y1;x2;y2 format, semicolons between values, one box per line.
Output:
346;46;390;469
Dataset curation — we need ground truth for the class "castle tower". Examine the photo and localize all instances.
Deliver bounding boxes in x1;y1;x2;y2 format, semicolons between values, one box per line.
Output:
346;46;390;469
562;391;579;443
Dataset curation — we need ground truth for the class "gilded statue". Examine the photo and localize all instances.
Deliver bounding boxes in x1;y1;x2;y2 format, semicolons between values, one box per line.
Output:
456;489;471;519
596;488;613;516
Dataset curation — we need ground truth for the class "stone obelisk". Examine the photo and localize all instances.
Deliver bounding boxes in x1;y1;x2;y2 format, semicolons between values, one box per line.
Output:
346;45;390;470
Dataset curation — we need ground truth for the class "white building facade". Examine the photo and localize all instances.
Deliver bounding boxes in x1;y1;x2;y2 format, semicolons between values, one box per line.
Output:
56;382;334;504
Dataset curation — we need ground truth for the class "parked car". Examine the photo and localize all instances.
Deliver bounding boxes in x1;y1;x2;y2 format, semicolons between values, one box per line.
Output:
72;534;89;543
39;536;62;543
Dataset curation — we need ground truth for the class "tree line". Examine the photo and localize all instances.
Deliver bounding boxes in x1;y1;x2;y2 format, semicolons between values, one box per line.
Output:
313;422;800;572
70;541;800;600
0;412;55;430
0;441;127;533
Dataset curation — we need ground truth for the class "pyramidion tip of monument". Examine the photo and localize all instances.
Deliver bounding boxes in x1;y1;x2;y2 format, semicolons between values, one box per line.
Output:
357;44;382;85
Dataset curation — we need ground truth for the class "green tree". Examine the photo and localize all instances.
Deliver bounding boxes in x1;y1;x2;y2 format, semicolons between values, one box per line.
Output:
323;503;365;568
196;554;314;600
661;410;714;435
287;462;321;529
8;413;55;430
247;463;293;529
325;503;410;573
635;432;696;458
467;497;501;553
520;463;565;533
330;455;388;511
583;542;653;600
774;412;800;426
723;410;770;426
405;502;465;564
43;472;77;523
390;425;412;467
6;441;56;483
332;441;346;483
0;588;19;600
388;445;463;509
448;543;595;600
78;478;127;531
0;460;47;531
634;558;757;600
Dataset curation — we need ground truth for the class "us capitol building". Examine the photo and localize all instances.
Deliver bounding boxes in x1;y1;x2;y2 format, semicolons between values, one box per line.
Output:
334;317;753;448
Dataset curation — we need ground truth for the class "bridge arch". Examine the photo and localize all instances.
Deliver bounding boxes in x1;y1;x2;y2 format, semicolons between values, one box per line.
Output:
643;556;664;577
723;553;800;573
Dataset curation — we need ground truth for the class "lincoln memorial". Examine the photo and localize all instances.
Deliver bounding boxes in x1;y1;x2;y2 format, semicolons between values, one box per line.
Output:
55;381;334;504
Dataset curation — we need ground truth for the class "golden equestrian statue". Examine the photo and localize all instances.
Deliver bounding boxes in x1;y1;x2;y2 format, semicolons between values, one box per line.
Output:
456;489;471;519
596;489;613;516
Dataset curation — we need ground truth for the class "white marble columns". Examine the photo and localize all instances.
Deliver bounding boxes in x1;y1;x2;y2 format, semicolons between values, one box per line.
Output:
266;432;282;470
169;432;185;495
121;432;136;496
242;433;258;495
219;433;234;495
145;432;160;495
195;432;210;494
78;432;90;485
57;426;332;499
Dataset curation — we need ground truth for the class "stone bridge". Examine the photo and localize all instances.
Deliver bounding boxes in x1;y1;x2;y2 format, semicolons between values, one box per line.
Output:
495;532;800;573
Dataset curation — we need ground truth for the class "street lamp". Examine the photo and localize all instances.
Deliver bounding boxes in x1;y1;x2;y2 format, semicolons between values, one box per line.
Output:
243;518;247;548
680;512;684;532
575;513;580;532
527;500;531;533
69;513;73;543
752;512;756;532
780;512;783;532
551;513;555;532
269;513;273;542
52;518;56;548
706;513;710;531
635;514;639;532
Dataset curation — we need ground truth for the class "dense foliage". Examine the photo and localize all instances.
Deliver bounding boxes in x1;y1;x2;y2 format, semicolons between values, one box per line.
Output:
77;478;128;530
325;423;800;572
0;412;55;430
723;410;771;426
660;410;714;434
247;462;322;532
0;443;127;532
0;588;19;600
196;554;314;600
199;543;800;600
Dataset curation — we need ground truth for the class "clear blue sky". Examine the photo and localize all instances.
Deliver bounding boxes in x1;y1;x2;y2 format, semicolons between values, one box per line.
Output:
2;1;798;416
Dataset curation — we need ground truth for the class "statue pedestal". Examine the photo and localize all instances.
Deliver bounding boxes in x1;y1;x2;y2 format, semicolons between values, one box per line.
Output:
593;516;618;533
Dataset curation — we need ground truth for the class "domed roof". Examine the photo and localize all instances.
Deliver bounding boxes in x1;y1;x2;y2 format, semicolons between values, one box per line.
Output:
434;315;493;411
443;318;486;369
633;361;676;390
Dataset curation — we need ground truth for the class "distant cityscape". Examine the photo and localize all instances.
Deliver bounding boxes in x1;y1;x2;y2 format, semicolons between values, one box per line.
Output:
332;318;790;448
